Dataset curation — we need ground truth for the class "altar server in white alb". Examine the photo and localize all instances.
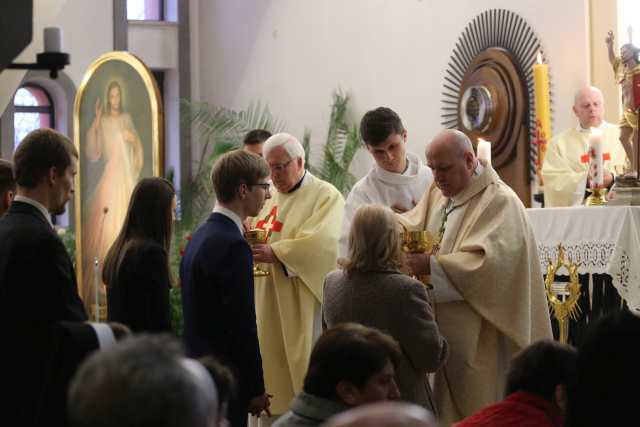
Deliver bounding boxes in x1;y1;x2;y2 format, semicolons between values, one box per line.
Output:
338;107;433;258
541;86;628;207
399;129;552;426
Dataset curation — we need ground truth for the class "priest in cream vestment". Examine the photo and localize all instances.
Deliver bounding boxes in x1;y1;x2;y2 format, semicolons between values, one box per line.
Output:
339;107;433;258
542;86;628;207
399;129;552;426
251;133;344;417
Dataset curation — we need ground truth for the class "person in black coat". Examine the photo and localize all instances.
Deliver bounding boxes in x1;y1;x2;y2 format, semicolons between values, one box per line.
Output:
0;129;123;426
104;177;176;333
181;150;272;427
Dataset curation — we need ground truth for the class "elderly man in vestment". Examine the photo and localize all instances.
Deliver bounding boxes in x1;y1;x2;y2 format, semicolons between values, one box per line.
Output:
338;107;432;258
541;86;628;207
250;133;345;422
398;129;552;426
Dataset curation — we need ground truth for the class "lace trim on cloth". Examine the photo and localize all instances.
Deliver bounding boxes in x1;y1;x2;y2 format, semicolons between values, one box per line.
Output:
537;242;640;313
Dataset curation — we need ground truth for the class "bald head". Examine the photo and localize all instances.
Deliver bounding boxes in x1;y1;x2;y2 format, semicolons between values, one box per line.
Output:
324;402;439;427
573;86;604;129
426;129;477;198
428;129;475;159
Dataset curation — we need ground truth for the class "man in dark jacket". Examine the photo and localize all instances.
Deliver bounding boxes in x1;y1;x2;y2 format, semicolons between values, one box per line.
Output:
181;149;272;427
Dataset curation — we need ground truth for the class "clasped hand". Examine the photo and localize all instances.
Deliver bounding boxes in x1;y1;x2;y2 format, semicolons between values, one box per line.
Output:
248;393;273;417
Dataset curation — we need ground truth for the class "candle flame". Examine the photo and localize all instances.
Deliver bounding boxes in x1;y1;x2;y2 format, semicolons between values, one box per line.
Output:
589;127;602;137
537;52;543;64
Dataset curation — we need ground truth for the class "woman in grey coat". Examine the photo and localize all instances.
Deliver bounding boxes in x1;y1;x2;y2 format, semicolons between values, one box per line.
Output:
323;204;448;413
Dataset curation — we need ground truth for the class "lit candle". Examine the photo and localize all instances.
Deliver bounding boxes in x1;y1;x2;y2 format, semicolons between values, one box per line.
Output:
44;27;62;52
589;127;604;187
533;52;551;183
477;138;491;165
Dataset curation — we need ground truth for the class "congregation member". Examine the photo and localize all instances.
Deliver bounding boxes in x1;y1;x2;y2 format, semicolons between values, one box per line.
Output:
399;129;552;425
567;311;640;427
0;129;122;425
324;204;448;412
199;356;238;427
274;323;402;427
324;402;439;427
181;150;272;427
339;107;432;258
250;132;344;420
68;334;220;427
103;177;176;333
0;158;15;216
244;129;273;157
454;340;576;427
541;86;627;206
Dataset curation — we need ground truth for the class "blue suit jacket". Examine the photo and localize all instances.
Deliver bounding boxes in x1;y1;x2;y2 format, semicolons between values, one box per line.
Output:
180;212;265;405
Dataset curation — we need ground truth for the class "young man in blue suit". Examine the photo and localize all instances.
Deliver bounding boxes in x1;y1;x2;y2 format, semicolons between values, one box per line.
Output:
181;150;272;427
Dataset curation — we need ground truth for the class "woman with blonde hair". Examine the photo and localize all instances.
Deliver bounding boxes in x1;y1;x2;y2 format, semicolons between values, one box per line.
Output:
323;204;448;413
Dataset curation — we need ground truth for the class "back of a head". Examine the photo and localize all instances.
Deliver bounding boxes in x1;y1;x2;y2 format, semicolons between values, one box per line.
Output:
124;177;175;245
13;128;78;189
324;401;439;427
505;339;576;401
198;355;237;418
68;334;218;427
360;107;404;146
567;311;640;427
0;159;15;214
102;177;175;287
210;149;270;203
303;323;401;400
244;129;272;146
344;204;402;275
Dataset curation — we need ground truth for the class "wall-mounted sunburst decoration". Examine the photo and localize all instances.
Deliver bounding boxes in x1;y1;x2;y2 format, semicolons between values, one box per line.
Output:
441;9;552;183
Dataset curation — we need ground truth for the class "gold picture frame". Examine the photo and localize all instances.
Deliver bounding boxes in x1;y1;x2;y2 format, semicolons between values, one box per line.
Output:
73;51;163;318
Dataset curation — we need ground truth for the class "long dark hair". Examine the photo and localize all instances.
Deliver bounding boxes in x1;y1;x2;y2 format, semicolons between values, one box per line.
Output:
102;177;175;287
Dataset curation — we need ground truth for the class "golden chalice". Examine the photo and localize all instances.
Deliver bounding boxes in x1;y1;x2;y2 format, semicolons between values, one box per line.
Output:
244;229;270;277
400;230;435;289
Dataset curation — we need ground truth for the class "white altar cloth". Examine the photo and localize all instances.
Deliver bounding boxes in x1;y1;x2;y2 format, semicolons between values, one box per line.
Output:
527;206;640;313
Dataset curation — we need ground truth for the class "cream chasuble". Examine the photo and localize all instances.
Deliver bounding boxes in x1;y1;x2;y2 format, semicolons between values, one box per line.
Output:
541;122;627;207
252;173;344;414
398;165;552;426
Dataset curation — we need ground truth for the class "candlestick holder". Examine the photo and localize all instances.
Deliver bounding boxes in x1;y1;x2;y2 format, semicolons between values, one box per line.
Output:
585;187;607;206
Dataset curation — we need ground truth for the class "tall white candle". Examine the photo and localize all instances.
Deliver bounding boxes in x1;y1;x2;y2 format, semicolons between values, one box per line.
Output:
44;27;62;52
94;256;100;322
589;128;604;187
477;138;491;165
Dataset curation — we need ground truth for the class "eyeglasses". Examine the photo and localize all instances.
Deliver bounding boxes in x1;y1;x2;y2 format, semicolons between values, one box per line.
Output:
250;182;271;191
269;159;293;172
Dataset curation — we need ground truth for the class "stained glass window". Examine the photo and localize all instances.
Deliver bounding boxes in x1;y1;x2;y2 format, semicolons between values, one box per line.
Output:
13;85;54;148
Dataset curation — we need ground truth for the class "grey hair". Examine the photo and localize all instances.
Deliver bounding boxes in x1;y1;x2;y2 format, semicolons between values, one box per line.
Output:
68;334;219;427
263;132;306;165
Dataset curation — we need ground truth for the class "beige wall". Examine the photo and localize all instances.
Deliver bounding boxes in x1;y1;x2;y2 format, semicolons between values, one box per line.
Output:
590;0;621;124
195;0;591;177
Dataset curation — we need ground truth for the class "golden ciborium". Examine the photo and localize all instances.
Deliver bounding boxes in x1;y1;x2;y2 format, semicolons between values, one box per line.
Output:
400;230;435;289
244;229;270;277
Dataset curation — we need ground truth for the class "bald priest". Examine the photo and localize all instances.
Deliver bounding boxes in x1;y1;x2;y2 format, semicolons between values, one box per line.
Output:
399;129;552;426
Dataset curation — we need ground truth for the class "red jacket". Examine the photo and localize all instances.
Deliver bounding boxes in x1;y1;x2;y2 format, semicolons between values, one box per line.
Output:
453;391;564;427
